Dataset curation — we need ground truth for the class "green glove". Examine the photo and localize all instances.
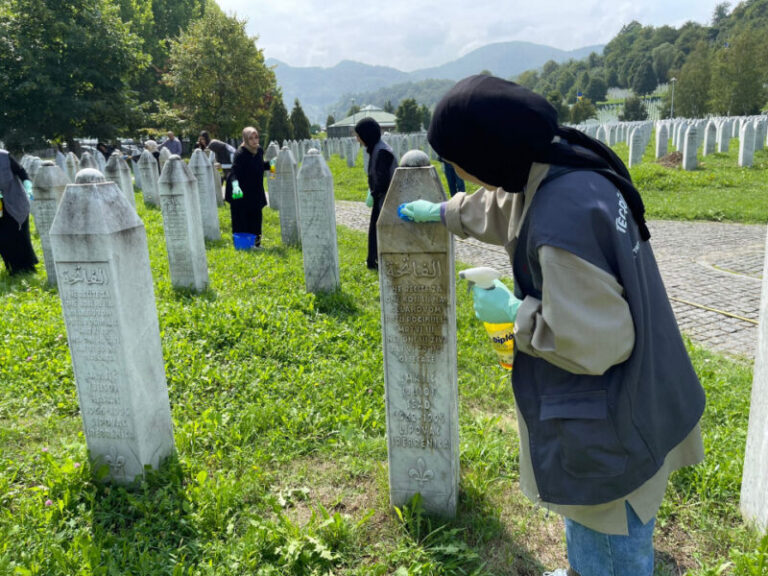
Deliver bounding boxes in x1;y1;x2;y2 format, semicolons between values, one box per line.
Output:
471;279;521;323
232;179;243;199
23;179;33;201
365;190;374;208
398;200;443;222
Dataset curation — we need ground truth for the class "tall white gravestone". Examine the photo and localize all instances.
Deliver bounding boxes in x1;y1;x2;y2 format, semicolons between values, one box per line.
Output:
104;154;135;208
157;157;209;291
32;161;69;285
377;150;459;518
49;169;174;483
276;147;301;247
138;151;160;206
189;149;221;241
682;125;699;171
296;149;340;293
739;122;755;168
741;224;768;533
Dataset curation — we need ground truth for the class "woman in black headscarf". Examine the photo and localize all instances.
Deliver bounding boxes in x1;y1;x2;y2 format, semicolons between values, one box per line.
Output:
399;75;705;576
354;117;396;270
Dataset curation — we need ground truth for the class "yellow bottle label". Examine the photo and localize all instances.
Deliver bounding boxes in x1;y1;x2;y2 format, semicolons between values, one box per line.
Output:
484;322;515;370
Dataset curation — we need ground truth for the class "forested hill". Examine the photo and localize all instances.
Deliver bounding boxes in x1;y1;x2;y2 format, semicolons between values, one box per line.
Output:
516;0;768;118
269;41;604;123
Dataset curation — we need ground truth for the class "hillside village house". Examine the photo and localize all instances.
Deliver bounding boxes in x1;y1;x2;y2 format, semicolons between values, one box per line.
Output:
326;105;396;138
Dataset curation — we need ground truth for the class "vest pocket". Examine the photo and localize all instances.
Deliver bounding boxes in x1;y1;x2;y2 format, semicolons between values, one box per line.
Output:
540;390;628;478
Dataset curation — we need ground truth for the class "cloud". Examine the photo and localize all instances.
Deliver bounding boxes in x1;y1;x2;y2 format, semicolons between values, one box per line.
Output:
218;0;724;70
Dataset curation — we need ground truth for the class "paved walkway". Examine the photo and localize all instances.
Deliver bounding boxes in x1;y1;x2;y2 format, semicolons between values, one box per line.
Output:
336;200;765;361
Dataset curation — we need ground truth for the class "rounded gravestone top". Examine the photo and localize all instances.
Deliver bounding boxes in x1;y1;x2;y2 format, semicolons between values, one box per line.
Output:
42;160;55;166
306;148;320;155
400;150;430;167
75;168;106;183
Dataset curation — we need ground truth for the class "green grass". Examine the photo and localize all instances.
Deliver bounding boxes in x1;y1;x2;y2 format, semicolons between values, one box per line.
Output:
618;137;768;223
0;155;767;574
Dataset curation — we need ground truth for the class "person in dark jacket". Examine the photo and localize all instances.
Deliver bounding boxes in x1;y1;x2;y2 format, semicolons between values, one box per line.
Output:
226;127;269;248
354;117;397;270
197;131;235;167
399;75;705;576
0;149;38;275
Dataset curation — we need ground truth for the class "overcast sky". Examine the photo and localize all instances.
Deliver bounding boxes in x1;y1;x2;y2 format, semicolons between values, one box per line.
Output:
216;0;724;71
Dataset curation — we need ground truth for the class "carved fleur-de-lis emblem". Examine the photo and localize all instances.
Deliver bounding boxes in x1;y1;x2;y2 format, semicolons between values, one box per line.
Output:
105;448;126;478
408;458;434;485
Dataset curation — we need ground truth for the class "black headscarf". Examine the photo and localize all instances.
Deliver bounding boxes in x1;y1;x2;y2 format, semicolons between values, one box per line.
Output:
354;117;381;154
428;75;650;241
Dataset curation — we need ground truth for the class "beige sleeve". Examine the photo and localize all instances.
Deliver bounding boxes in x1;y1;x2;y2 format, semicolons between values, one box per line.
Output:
514;245;635;375
442;187;516;246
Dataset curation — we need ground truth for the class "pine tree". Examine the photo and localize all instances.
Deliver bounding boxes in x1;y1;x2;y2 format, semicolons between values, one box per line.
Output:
395;98;421;132
290;98;311;140
325;114;336;129
267;96;292;145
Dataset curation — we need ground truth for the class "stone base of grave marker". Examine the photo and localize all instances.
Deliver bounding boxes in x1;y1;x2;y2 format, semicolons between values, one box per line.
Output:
377;150;459;518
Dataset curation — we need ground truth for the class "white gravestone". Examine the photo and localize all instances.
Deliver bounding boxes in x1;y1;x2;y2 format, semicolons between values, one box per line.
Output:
739;121;755;168
682;125;699;171
208;152;223;207
265;142;280;210
157;157;209;291
158;147;172;173
138;151;160;206
655;123;668;159
296;149;340;293
628;127;645;167
377;150;459;518
741;224;768;534
104;154;135;209
189;149;221;241
717;120;731;153
64;152;79;183
79;152;99;170
49;169;174;484
276;147;301;247
703;121;718;156
32;161;68;285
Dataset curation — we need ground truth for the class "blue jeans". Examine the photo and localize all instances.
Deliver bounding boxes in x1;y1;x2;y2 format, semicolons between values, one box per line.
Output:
565;502;655;576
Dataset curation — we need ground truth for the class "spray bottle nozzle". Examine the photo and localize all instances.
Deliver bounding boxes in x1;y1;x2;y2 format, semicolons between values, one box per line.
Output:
459;267;502;294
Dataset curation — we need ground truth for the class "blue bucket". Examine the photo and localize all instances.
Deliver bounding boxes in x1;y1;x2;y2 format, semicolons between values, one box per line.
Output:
233;233;256;251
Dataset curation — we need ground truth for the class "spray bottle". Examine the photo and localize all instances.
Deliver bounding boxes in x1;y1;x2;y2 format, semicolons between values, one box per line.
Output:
459;267;515;370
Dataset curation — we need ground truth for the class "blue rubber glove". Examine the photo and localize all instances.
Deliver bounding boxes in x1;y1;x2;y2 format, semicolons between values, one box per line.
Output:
398;200;442;222
471;279;521;323
365;190;374;208
23;179;33;201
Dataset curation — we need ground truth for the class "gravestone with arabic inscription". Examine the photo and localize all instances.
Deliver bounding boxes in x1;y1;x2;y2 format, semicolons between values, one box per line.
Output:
157;157;209;291
377;149;458;517
49;169;174;483
296;149;340;293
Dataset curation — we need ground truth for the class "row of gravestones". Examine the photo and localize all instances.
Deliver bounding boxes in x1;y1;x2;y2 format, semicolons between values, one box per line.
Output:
29;144;342;484
574;115;768;169
19;143;768;529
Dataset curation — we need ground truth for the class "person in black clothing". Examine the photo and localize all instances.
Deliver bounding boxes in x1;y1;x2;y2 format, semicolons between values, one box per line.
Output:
226;127;269;248
354;117;397;270
0;149;38;275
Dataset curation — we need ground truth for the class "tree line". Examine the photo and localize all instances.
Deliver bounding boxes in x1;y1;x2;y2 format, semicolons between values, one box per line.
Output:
0;0;288;151
516;1;768;122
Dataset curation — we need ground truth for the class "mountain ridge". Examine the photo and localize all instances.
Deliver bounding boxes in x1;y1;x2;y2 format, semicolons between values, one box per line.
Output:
267;40;605;123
